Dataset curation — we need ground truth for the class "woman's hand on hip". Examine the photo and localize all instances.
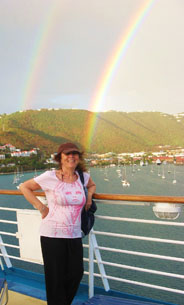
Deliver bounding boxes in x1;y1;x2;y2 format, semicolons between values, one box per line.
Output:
40;206;49;219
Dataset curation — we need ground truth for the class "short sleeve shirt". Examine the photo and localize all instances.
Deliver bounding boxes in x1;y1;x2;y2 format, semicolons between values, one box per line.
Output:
34;170;90;238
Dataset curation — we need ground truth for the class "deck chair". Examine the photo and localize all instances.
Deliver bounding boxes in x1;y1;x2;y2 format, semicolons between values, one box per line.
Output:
0;258;8;305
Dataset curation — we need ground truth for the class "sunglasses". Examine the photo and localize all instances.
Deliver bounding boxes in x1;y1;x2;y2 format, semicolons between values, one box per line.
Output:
65;151;80;156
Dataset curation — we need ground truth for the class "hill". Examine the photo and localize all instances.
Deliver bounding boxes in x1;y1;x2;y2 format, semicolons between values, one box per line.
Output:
0;109;184;154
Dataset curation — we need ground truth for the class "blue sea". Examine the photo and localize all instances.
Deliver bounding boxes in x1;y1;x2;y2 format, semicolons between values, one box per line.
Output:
0;164;184;305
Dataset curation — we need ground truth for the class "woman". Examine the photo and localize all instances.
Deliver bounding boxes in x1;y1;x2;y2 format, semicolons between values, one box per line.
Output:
20;142;96;305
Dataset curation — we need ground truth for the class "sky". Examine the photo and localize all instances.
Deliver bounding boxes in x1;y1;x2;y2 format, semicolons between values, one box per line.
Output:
0;0;184;115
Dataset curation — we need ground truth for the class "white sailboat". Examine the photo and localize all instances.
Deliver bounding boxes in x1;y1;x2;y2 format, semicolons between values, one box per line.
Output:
172;166;177;184
12;171;19;184
161;165;165;179
104;168;109;182
116;166;122;178
20;166;24;177
34;169;38;178
157;167;161;177
132;162;136;175
121;165;130;187
156;158;161;165
122;180;130;187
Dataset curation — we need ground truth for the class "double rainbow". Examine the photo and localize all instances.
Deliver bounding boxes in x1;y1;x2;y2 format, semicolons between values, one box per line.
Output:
19;0;155;152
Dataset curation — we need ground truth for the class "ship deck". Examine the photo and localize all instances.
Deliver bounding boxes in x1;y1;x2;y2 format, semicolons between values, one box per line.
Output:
8;290;46;305
0;267;175;305
1;189;183;305
8;291;172;305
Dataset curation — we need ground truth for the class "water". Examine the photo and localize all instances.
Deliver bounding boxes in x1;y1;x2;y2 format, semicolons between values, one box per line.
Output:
0;165;184;304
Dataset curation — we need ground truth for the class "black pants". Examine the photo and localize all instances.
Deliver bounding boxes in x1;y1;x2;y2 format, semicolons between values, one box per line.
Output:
40;236;84;305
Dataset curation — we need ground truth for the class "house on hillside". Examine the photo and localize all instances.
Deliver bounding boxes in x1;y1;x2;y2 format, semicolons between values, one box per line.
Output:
175;157;184;165
5;144;16;151
151;156;174;164
30;149;37;155
11;150;35;157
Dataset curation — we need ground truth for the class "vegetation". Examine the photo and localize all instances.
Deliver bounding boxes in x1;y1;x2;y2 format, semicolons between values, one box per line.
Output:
0;109;184;154
0;152;51;173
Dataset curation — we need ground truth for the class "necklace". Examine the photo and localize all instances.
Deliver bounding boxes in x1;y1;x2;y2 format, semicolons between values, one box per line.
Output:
56;170;77;182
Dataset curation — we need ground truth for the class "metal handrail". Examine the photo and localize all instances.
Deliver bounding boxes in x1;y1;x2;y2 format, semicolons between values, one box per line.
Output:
0;189;184;203
96;215;184;226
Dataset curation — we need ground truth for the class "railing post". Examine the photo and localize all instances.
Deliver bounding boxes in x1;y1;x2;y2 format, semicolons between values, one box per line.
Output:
88;231;94;298
91;230;110;292
0;235;12;268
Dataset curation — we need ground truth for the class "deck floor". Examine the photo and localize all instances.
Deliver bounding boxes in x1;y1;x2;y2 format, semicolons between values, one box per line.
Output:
1;268;175;305
8;290;85;305
8;290;46;305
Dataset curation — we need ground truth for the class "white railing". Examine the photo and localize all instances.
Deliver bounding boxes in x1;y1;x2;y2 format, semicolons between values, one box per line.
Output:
0;192;184;302
82;208;184;298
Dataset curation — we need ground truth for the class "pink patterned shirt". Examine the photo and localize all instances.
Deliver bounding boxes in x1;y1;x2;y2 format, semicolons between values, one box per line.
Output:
34;170;89;238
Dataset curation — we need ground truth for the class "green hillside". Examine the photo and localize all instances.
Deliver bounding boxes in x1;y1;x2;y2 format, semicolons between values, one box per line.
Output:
0;109;184;154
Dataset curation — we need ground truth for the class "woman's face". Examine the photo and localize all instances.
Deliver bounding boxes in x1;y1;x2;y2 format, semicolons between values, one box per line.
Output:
60;151;80;170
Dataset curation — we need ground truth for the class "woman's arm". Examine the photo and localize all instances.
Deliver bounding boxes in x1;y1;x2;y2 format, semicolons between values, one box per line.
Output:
85;177;96;211
19;179;49;218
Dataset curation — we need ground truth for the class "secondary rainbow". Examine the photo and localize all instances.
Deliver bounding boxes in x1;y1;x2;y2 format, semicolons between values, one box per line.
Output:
85;0;156;151
19;0;61;111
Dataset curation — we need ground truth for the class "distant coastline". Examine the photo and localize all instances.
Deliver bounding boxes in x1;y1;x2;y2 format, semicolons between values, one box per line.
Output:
0;168;46;175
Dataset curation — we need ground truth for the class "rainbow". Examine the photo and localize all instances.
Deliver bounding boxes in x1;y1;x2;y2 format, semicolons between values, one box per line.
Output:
19;0;61;111
85;0;156;151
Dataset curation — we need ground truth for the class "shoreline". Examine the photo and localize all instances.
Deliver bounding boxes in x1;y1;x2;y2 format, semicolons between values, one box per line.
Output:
0;163;183;175
0;169;46;175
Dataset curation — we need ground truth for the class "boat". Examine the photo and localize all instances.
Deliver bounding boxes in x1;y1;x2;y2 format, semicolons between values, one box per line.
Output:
116;169;121;173
104;168;109;182
12;171;19;184
20;167;24;178
168;164;171;174
157;167;161;177
131;162;136;175
1;190;183;305
34;169;38;178
150;164;154;173
121;165;130;187
156;159;162;166
172;166;177;184
116;167;122;178
122;180;130;187
162;165;166;179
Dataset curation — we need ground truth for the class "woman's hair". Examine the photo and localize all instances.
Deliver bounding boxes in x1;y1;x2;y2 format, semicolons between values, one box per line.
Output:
54;151;87;172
